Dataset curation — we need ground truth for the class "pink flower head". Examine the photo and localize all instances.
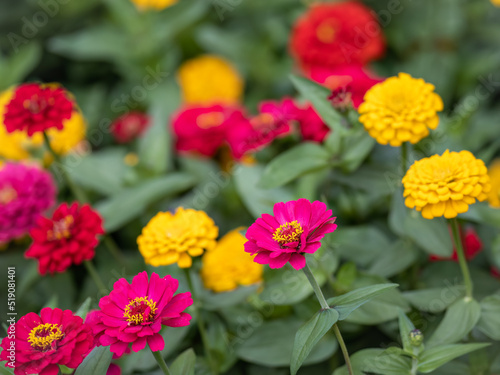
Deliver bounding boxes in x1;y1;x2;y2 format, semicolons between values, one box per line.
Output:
111;112;150;143
0;307;94;375
430;226;483;262
172;104;245;157
227;99;294;159
245;199;337;270
308;65;383;108
107;363;122;375
0;162;56;244
90;271;193;356
291;101;330;143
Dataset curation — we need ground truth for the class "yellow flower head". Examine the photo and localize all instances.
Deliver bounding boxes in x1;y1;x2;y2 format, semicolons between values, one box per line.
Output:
403;150;491;219
492;0;500;6
201;228;263;293
137;207;219;268
130;0;177;11
487;159;500;208
0;88;87;161
359;73;443;146
177;55;244;105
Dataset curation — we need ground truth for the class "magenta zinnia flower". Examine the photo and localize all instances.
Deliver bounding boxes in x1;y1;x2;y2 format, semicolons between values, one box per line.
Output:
245;199;337;270
89;271;193;356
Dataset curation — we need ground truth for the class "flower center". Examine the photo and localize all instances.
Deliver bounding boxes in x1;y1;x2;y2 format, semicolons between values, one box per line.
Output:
47;215;74;241
251;113;275;130
273;221;304;245
28;323;64;351
316;21;337;44
23;94;52;114
196;112;225;129
0;186;17;205
124;296;157;325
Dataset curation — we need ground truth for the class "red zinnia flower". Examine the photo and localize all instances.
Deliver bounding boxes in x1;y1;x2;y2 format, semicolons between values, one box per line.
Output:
290;1;385;71
290;101;330;143
172;104;245;157
491;267;500;279
430;226;483;262
89;271;193;356
25;202;104;275
0;307;94;375
110;112;150;143
245;199;337;270
3;83;74;136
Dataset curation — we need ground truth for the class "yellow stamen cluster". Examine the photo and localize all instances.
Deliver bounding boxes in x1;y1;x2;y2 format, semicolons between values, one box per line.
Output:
130;0;177;10
403;150;491;219
359;73;443;146
137;208;218;268
487;159;500;208
201;228;263;293
28;323;64;351
177;55;243;105
273;221;304;245
123;296;157;325
47;216;74;241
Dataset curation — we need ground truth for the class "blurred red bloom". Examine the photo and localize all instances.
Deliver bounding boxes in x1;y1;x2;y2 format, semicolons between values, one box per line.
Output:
107;364;122;375
290;101;330;143
0;307;94;375
430;227;483;262
290;1;385;71
89;271;192;357
4;83;74;136
491;267;500;279
173;104;245;157
111;112;150;143
26;202;104;275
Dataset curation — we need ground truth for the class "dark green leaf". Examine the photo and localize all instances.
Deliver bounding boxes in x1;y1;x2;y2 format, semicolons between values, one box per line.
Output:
402;286;465;313
477;294;500;340
74;297;92;319
418;343;490;373
170;348;196;375
398;310;416;353
74;346;112;375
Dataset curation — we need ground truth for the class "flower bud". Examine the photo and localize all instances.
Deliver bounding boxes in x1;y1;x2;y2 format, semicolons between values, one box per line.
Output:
409;329;424;346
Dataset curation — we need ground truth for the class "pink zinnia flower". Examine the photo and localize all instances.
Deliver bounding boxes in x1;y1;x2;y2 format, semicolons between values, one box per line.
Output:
107;364;121;375
0;307;94;375
291;101;330;143
172;104;245;157
110;111;150;143
245;199;337;270
0;162;56;244
90;271;193;356
430;226;483;262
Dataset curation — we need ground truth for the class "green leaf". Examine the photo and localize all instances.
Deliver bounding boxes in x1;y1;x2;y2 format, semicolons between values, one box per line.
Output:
418;343;490;373
259;142;331;189
398;310;416;353
0;43;42;91
337;127;376;173
402;286;465;313
427;297;481;347
74;346;112;375
289;75;344;134
477;294;500;340
170;348;196;375
74;297;92;319
0;363;14;375
367;240;419;278
336;348;412;375
333;348;385;375
290;309;339;375
96;173;196;232
327;283;399;320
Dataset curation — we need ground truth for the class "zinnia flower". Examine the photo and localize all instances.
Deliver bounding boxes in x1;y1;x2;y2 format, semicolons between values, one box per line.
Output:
177;55;243;105
107;364;122;375
110;112;150;144
430;226;482;262
130;0;177;10
0;307;94;375
290;1;385;71
491;0;500;6
0;162;56;244
3;83;74;136
25;202;104;275
172;104;245;157
359;73;444;146
89;271;193;356
291;101;330;143
403;150;491;219
137;208;218;268
201;228;263;293
245;199;337;270
487;159;500;208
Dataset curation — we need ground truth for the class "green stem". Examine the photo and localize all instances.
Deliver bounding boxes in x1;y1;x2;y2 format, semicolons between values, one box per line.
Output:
302;264;353;375
184;269;218;375
450;218;474;298
102;235;126;266
83;260;107;294
151;346;172;375
401;142;408;177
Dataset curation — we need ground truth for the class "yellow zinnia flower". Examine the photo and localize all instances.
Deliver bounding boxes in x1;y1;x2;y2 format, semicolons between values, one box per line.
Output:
137;208;219;268
359;72;443;146
201;228;263;293
130;0;177;11
487;159;500;208
177;55;244;105
492;0;500;6
403;150;491;219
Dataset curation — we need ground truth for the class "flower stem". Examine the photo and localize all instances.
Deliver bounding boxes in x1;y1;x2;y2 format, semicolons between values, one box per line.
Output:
184;268;218;375
450;218;474;298
83;260;107;294
151;346;172;375
302;264;353;375
102;235;126;267
401;141;408;177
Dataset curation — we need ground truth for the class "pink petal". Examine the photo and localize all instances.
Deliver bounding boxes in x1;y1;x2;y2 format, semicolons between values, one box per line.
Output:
147;334;165;352
289;253;306;270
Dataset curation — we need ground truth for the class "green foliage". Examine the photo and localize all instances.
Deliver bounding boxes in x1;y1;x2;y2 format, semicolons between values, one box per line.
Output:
74;347;112;375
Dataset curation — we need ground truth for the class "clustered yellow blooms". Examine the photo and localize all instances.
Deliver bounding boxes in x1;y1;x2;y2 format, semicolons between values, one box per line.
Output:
0;88;87;161
487;159;500;208
359;73;443;146
201;228;263;293
137;208;218;268
403;150;491;219
177;55;244;105
130;0;177;11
